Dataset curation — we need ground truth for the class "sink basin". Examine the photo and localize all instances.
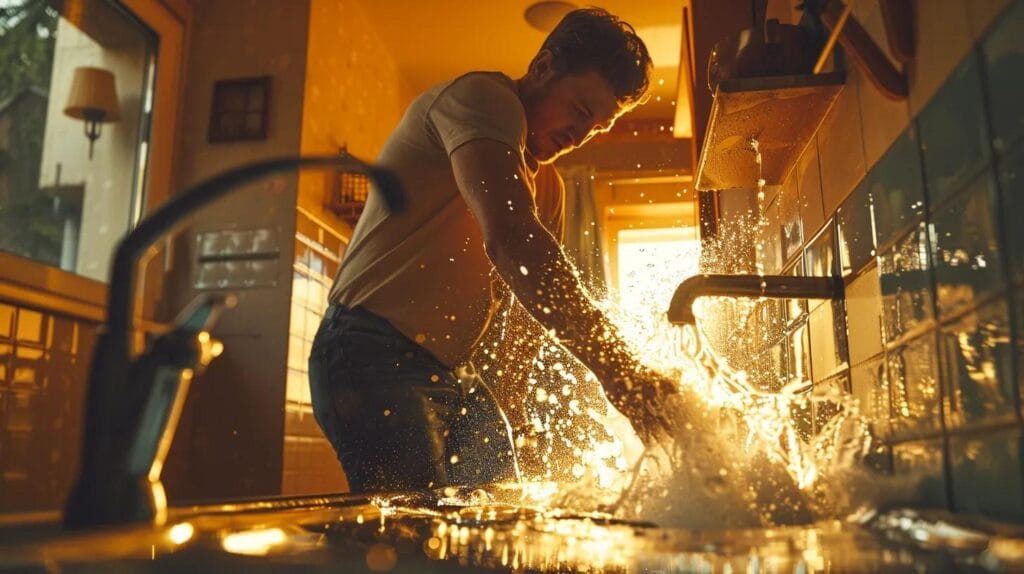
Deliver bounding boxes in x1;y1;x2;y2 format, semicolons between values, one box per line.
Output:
3;485;1022;573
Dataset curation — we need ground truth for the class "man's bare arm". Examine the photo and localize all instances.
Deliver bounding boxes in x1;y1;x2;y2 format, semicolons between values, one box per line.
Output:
450;139;672;441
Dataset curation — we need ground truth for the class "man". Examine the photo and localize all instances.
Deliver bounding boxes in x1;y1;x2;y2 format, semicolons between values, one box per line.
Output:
308;8;675;493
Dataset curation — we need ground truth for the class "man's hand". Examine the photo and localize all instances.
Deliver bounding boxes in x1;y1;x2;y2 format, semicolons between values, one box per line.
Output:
602;368;677;446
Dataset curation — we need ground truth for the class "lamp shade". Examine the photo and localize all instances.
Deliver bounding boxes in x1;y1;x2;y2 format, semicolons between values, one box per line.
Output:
64;66;121;123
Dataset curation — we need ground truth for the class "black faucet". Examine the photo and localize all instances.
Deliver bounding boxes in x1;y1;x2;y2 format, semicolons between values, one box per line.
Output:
667;274;844;325
63;154;402;530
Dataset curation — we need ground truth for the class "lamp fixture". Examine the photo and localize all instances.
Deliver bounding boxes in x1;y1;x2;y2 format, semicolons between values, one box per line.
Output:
523;1;576;32
64;66;121;160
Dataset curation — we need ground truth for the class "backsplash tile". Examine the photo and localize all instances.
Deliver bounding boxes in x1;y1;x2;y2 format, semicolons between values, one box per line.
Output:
930;170;1007;319
798;138;826;237
845;266;884;366
804;223;836;285
917;53;992;208
779;173;804;263
809;299;848;381
0;303;93;513
708;0;1024;524
891;438;950;510
941;299;1017;430
759;194;783;275
837;181;875;276
878;224;935;344
788;322;812;386
768;341;788;393
851;356;891;440
785;257;809;322
888;332;943;440
867;128;927;250
981;0;1024;153
813;372;849;434
998;145;1024;284
1016;289;1024;420
949;428;1024;521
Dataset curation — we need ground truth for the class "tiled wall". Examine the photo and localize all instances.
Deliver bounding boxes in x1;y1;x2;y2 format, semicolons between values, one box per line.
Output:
0;302;95;513
751;0;1024;521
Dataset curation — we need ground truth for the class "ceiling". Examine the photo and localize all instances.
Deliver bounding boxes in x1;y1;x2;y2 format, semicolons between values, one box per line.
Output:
355;0;687;121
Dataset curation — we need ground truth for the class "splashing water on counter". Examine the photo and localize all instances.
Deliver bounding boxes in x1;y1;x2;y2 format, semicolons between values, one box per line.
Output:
475;138;890;530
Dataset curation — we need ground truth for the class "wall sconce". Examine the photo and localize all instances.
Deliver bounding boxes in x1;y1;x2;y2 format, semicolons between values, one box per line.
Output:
63;66;121;160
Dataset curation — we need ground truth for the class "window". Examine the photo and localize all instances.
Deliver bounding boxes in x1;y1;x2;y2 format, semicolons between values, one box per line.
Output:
208;76;270;143
0;0;157;282
616;227;700;315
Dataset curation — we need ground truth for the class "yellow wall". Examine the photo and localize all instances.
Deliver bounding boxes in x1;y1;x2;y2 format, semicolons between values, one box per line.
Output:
176;0;311;187
281;0;410;496
297;0;410;228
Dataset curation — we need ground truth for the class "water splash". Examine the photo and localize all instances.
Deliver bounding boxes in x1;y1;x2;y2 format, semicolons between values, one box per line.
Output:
489;146;883;529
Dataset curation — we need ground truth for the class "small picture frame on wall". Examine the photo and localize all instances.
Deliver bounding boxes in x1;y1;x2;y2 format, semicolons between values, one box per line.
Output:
208;76;271;143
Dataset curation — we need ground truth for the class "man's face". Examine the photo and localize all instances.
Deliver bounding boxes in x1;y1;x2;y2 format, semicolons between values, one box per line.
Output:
522;65;628;164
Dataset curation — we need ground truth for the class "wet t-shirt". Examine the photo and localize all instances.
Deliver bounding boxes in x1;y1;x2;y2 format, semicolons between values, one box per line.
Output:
328;72;564;367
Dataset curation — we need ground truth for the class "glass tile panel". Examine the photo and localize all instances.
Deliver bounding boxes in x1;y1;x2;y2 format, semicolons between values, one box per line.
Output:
918;52;991;208
867;128;926;249
949;428;1024;522
941;300;1016;430
891;438;949;509
878;224;935;344
888;332;943;440
981;0;1024;152
930;170;1007;319
804;224;836;279
851;357;890;440
837;181;875;276
998;145;1024;284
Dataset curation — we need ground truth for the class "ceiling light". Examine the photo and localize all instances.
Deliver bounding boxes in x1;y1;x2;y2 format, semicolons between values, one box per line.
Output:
524;1;576;32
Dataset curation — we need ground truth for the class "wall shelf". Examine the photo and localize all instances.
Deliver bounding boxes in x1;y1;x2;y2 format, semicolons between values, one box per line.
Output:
695;72;846;191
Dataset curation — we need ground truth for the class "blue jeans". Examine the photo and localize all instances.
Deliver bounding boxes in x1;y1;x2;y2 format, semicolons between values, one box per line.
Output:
308;304;519;492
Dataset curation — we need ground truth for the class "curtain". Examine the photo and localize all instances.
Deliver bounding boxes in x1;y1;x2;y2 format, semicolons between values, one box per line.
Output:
558;166;606;295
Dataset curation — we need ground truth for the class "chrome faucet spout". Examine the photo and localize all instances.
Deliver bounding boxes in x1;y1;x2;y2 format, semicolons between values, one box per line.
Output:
667;274;843;325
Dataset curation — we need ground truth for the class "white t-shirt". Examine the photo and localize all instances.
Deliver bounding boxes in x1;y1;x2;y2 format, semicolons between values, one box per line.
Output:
329;72;564;367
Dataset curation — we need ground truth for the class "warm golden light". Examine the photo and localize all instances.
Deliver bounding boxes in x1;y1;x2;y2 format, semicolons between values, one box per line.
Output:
221;527;287;556
167;522;194;545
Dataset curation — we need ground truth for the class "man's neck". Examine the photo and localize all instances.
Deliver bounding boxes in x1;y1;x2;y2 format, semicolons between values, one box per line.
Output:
515;78;542;175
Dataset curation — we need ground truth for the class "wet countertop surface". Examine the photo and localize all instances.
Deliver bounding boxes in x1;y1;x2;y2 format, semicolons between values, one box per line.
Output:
3;485;1024;573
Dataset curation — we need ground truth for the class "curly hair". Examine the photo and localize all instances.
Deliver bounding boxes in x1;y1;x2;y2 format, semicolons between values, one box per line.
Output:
537;7;653;106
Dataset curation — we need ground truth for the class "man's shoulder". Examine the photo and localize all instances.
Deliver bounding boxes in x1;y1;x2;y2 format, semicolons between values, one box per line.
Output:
428;71;520;108
440;71;516;93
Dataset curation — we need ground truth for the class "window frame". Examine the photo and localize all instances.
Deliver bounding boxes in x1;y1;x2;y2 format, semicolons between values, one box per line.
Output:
0;0;188;324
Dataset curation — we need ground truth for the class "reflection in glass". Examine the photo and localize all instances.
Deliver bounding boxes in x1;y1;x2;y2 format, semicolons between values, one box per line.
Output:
941;301;1015;430
0;0;156;281
878;224;934;345
887;333;941;440
930;172;1006;319
851;357;890;440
